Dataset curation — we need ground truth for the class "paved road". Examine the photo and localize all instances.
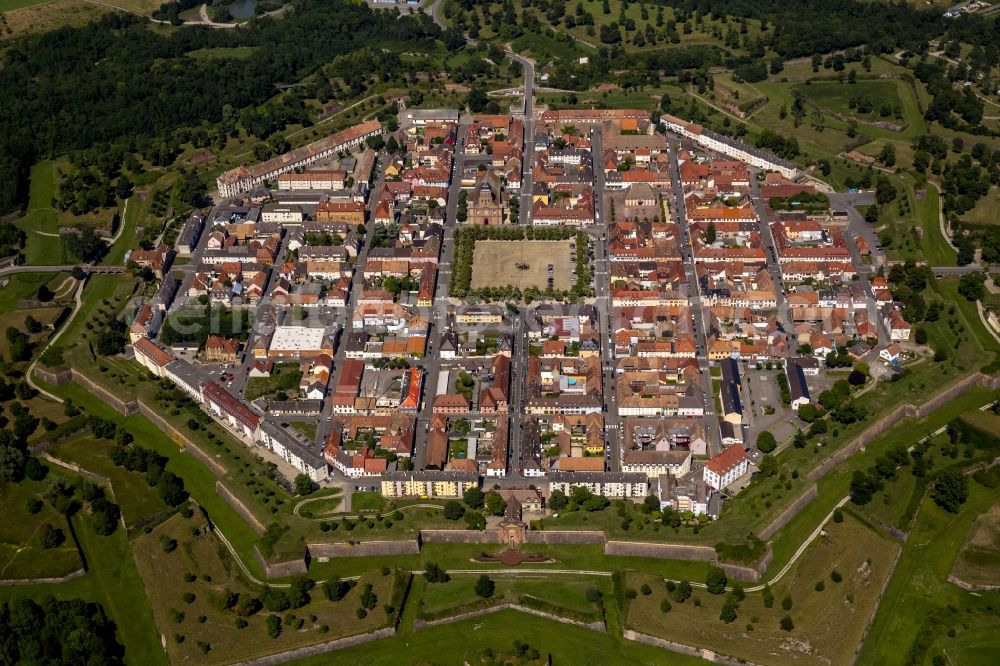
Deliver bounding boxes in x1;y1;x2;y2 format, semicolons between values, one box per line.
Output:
588;127;622;471
825;192;891;348
414;115;471;469
748;176;795;334
26;277;87;403
665;136;721;457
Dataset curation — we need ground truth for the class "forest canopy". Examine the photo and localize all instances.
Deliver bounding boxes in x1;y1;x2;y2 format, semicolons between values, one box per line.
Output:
0;0;450;214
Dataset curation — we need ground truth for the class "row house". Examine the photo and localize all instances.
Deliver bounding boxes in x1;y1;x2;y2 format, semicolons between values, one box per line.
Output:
661;115;797;179
546;472;649;500
217;120;382;197
622;449;692;480
257;420;328;482
380;471;479;499
277;170;348;191
201;382;260;441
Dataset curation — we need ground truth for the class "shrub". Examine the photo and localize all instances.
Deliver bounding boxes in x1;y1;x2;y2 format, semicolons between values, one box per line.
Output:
423;562;449;583
660;598;672;613
815;580;825;592
260;586;291;612
322;578;355;602
720;601;738;623
234;618;248;629
184;572;197;583
640;584;652;596
475;575;496;599
359;583;378;610
235;595;261;617
183;592;196;604
266;615;281;638
780;615;794;631
831;570;843;583
169;609;184;624
756;431;777;453
706;566;728;594
624;588;637;600
39;524;64;549
673;581;692;603
160;535;178;553
762;584;774;608
585;588;603;603
356;608;368;619
443;500;466;520
833;508;844;523
781;595;793;611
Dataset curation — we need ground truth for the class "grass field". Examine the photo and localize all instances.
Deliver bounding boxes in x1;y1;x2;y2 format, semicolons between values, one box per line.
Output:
187;46;258;61
51;436;172;530
0;305;65;360
0;477;82;580
0;273;53;312
245;362;303;401
961;185;1000;227
49;380;270;578
289;421;317;441
950;502;1000;586
96;0;163;15
296;495;343;519
134;512;399;665
625;514;899;666
470;240;575;290
11;158;128;265
290;606;710;666
792;79;907;125
0;510;166;665
418;571;605;619
941;624;1000;666
860;481;1000;665
0;0;50;10
12;160;64;265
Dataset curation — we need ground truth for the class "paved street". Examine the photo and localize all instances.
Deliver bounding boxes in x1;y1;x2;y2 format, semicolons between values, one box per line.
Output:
748;176;795;334
666;136;722;457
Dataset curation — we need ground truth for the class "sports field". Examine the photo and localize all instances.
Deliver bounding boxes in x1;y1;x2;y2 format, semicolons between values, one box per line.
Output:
471;239;575;291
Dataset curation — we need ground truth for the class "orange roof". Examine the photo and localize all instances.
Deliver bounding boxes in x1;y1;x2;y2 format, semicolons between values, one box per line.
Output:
134;337;175;367
400;368;422;409
706;445;747;475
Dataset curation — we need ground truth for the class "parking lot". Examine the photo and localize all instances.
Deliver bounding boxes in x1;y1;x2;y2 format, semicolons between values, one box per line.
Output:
744;367;799;446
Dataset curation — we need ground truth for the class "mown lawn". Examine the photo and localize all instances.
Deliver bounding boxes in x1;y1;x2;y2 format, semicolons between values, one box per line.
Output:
0;476;82;580
134;513;400;665
792;79;906;122
51;436;171;529
625;514;899;666
0;511;167;666
288;606;709;666
51;381;269;579
859;481;1000;665
418;571;605;618
949;502;1000;587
